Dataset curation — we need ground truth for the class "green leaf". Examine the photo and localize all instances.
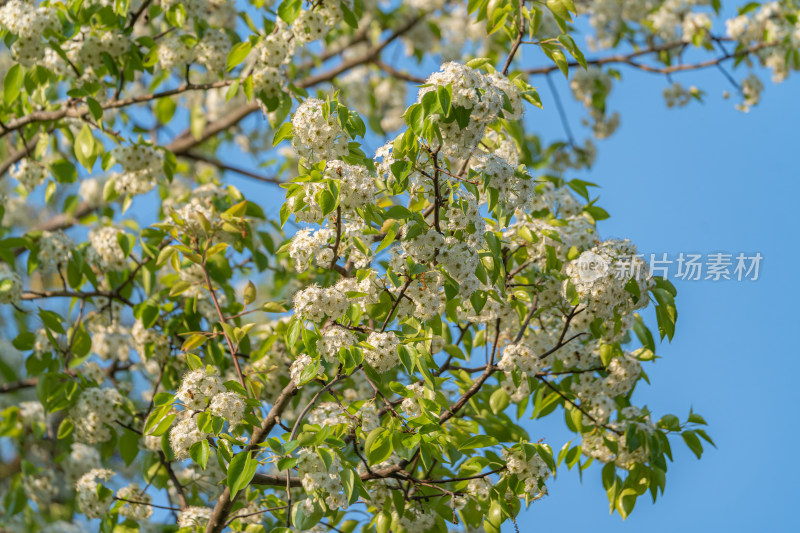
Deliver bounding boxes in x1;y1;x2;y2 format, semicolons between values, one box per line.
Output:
190;439;210;469
243;280;257;305
466;57;492;69
681;430;703;459
291;497;323;530
340;1;359;28
57;418;73;439
51;160;77;183
154;97;176;124
262;301;287;313
277;0;302;24
657;414;681;432
602;461;616;489
165;3;187;27
153;392;174;406
315;188;337;216
633;314;656;353
277;456;297;471
186;352;204;371
365;427;393;466
542;43;569;77
558;34;586;68
489;388;510;414
459;435;499;450
585;205;610;221
119;429;141;466
599;343;614;367
616;487;638;519
71;324;92;358
86;97;103;121
296;359;319;386
272;121;293;146
181;333;208;352
3;64;22;106
75;124;97;171
148;413;175;437
12;331;35;351
375;224;397;253
39;309;65;334
547;0;572;21
694;428;716;448
437;85;452;116
226;41;252;72
340;467;361;505
227;451;257;500
652;287;678;341
687;410;707;426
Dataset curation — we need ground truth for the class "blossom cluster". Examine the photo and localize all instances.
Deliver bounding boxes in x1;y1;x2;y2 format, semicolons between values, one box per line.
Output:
75;469;114;518
69;388;129;444
0;0;59;66
291;98;350;163
111;145;163;196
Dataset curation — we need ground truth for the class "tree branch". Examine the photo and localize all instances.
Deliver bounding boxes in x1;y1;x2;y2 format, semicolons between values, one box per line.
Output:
524;39;779;76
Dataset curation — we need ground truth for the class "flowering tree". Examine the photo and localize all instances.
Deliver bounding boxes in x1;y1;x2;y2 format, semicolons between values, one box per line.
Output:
0;0;793;532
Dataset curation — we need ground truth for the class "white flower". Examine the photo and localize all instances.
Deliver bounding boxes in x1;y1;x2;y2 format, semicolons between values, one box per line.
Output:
111;144;162;196
63;443;102;486
38;230;74;270
76;469;114;518
89;321;130;361
177;367;226;410
364;332;400;373
79;177;105;206
738;73;764;112
195;29;231;73
316;327;356;363
502;447;550;499
69;388;129;444
291;98;349;163
292;9;327;43
296;447;345;509
177;506;212;529
10;159;46;192
209;391;246;427
158;33;195;71
87;227;128;271
498;343;542;375
116;484;153;520
256;22;293;67
23;469;58;506
169;414;211;460
293;284;349;322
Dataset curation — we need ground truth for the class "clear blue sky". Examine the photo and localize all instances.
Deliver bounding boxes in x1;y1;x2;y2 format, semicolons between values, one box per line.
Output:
211;14;800;532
